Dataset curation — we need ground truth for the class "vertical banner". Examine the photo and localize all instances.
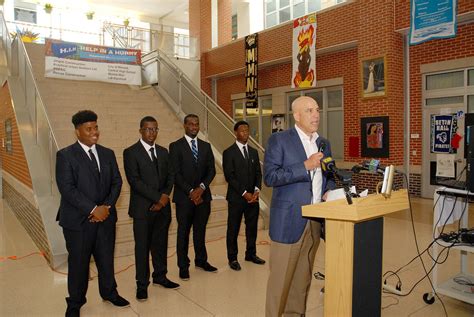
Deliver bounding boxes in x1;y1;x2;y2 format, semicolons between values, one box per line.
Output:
292;13;316;88
431;114;458;153
409;0;457;45
245;33;258;109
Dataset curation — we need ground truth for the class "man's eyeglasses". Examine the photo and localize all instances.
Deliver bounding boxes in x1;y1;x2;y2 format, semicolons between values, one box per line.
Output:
142;127;159;133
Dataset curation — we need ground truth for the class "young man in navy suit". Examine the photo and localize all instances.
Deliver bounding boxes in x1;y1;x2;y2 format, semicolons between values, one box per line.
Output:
56;110;129;317
264;97;336;316
169;114;217;280
123;116;180;301
222;121;265;271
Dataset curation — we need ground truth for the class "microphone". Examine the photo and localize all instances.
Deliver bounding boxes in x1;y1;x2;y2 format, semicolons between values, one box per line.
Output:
352;159;396;175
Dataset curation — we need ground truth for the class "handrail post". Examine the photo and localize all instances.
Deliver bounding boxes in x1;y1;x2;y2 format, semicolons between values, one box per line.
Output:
178;71;182;114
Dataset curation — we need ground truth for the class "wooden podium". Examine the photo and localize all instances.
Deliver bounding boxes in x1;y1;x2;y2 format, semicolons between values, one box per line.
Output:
302;189;409;317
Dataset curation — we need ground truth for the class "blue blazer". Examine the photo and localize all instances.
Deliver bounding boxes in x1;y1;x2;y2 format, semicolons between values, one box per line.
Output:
263;128;335;244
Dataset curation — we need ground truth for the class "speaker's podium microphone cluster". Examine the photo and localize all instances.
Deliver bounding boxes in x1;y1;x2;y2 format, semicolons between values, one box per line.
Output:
351;159;396;198
320;156;354;205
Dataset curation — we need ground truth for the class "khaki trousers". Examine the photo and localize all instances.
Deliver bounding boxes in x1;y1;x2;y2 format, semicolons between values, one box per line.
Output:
265;221;321;317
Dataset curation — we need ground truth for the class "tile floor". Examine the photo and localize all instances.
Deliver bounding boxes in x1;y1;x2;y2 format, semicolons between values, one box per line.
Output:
0;197;473;316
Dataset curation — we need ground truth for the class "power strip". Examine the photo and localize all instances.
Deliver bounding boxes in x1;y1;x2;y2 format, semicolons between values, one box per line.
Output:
383;284;403;295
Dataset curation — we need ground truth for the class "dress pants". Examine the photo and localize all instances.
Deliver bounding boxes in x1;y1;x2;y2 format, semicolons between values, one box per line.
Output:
133;207;171;290
63;220;118;310
226;200;259;261
265;221;321;317
175;201;211;268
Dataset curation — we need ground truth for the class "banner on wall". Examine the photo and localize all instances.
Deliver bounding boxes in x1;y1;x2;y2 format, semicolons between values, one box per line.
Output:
292;13;316;88
44;39;142;85
431;114;458;153
409;0;457;45
245;33;258;108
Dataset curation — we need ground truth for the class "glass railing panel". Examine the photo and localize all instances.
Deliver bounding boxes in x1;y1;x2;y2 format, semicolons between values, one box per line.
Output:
181;83;207;134
35;96;52;195
207;114;235;154
181;76;206;105
25;60;37;129
159;62;179;105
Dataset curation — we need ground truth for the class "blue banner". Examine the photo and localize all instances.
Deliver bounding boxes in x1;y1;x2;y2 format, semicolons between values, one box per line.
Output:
431;114;456;153
410;0;457;45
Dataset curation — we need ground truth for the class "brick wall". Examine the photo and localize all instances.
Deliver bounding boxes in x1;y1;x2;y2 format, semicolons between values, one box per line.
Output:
0;82;33;188
218;0;232;46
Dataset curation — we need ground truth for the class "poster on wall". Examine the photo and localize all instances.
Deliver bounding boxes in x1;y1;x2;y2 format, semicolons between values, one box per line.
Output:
409;0;457;45
5;119;12;154
44;39;142;86
361;116;389;158
245;33;258;109
431;114;458;153
292;13;316;88
271;114;285;133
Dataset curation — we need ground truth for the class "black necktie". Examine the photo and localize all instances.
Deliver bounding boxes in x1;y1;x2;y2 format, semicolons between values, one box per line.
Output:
88;149;100;175
243;145;249;160
150;147;159;174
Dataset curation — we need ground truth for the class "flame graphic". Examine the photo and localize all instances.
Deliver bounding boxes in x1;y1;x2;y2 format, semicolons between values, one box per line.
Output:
297;25;314;53
293;69;315;88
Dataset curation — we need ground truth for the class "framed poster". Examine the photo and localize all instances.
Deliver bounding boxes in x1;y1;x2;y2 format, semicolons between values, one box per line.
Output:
271;114;285;133
361;116;389;158
5;119;12;154
361;56;386;98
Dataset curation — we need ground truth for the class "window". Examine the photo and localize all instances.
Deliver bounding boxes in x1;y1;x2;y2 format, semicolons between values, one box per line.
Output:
424;68;474;109
265;0;345;29
426;71;464;90
287;87;344;159
232;14;237;40
232;96;272;146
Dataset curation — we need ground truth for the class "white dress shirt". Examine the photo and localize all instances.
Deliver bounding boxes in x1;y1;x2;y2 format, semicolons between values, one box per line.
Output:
294;125;322;203
235;141;260;195
140;138;156;162
78;140;100;171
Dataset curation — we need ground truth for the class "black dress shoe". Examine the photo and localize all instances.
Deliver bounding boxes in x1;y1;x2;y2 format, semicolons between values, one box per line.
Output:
136;289;148;301
104;295;130;307
229;260;241;271
65;307;80;317
196;262;218;272
245;255;266;265
179;268;190;281
153;278;180;289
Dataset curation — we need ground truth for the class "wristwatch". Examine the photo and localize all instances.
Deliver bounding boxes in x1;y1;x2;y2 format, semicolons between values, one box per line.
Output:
199;183;206;190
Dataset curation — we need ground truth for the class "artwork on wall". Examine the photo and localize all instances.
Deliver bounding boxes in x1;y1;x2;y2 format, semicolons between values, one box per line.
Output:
5;119;12;154
271;114;285;133
361;56;386;98
361;116;389;158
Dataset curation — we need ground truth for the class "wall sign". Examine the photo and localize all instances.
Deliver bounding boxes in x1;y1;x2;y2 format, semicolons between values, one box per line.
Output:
245;33;258;108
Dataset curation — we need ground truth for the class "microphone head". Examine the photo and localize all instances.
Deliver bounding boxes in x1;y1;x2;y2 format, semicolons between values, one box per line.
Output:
321;156;335;172
319;141;326;153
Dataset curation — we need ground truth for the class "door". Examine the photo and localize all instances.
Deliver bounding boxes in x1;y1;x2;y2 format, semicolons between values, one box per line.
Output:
422;103;466;198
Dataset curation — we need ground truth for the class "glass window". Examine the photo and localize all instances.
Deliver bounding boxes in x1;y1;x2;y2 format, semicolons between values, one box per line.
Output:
266;0;277;12
425;96;464;106
293;0;305;18
266;12;277;28
308;0;321;12
327;89;342;108
234;101;244;120
426;71;464;90
469;70;474;86
279;7;291;23
469;95;474;113
261;97;273;147
279;0;290;8
304;91;323;109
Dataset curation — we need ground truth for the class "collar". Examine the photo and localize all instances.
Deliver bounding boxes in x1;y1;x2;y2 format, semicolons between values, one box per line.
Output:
78;140;97;153
235;140;248;151
140;138;155;152
294;124;319;143
184;134;197;144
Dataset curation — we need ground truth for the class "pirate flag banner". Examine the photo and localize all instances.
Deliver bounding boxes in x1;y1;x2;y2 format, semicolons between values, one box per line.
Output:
245;33;258;108
292;13;316;88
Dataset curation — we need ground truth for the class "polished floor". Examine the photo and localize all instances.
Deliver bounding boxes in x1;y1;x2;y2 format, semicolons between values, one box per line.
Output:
0;197;473;316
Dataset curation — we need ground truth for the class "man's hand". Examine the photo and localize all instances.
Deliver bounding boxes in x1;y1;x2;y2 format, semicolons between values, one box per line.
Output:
158;194;170;208
243;192;254;203
189;187;204;201
322;190;330;202
149;203;162;212
249;191;260;203
304;152;323;171
89;205;110;222
192;196;204;206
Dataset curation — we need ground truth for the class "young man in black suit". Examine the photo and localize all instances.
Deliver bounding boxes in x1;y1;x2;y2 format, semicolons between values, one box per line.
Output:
169;114;217;280
55;110;129;317
222;121;265;271
123;116;180;301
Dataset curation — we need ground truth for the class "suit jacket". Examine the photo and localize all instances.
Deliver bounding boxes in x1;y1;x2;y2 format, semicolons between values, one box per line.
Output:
222;142;262;202
123;141;173;219
56;142;122;231
263;128;336;244
169;137;216;203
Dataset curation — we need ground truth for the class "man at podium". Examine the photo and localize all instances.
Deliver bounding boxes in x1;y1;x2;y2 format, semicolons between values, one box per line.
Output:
263;96;335;316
